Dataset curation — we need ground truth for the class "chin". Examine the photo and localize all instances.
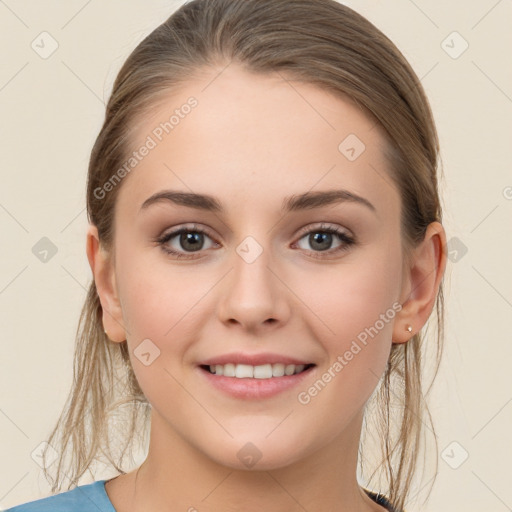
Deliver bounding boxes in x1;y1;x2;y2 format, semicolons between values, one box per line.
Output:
205;434;310;472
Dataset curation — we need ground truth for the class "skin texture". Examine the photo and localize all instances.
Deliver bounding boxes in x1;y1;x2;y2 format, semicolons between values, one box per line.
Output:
87;64;447;512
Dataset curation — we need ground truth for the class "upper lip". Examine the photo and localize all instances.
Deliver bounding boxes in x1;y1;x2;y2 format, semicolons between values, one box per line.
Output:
199;352;314;367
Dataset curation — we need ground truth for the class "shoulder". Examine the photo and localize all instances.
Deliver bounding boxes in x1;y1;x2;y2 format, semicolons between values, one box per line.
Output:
4;480;115;512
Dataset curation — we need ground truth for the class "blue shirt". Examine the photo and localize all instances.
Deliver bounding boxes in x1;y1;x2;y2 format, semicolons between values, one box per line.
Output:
5;480;115;512
5;480;402;511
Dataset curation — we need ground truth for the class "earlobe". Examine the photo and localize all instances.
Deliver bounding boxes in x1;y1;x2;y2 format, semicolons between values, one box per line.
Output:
392;324;413;345
392;221;447;344
86;224;126;343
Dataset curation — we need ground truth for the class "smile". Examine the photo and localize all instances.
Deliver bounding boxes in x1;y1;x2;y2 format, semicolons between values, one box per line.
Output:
201;363;315;379
197;363;317;399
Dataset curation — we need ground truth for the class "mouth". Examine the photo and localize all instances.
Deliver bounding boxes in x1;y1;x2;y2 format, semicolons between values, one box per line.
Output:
197;362;317;400
199;363;316;379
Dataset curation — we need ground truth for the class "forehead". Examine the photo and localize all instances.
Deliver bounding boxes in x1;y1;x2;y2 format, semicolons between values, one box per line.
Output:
114;64;400;222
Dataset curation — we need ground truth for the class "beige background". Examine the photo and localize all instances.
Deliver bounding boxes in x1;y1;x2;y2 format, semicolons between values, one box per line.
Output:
1;1;511;511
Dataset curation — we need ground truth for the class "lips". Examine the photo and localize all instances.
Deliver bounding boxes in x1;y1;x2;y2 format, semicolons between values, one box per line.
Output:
198;351;314;367
195;351;317;398
197;362;316;399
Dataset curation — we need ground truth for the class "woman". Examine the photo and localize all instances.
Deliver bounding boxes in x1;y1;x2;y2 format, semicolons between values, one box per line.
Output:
7;1;447;511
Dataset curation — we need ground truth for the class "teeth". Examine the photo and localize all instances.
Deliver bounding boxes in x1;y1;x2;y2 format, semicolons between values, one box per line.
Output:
206;363;308;378
236;364;254;378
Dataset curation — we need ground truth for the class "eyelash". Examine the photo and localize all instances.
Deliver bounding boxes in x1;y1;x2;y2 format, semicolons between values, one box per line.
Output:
155;223;355;260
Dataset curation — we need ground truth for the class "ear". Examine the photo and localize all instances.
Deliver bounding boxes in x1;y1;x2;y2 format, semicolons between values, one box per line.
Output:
392;221;447;344
86;224;127;343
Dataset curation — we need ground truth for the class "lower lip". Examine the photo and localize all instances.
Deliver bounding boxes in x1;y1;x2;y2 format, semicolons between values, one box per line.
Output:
197;365;316;399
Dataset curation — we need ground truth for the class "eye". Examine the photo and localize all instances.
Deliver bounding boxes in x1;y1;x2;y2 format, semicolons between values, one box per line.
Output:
155;223;218;260
155;222;355;260
293;223;355;258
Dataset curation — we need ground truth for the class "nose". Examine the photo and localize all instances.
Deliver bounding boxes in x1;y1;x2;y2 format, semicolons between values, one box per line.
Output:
217;239;291;335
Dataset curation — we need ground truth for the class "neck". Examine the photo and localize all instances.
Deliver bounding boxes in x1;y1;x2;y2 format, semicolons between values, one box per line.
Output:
121;408;384;512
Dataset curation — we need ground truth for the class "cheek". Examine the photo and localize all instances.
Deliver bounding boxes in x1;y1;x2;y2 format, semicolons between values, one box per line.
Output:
114;247;217;377
303;253;400;337
294;247;402;396
114;258;199;408
115;241;196;335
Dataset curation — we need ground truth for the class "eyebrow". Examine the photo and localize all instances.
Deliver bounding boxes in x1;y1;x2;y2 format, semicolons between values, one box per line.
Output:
139;189;376;214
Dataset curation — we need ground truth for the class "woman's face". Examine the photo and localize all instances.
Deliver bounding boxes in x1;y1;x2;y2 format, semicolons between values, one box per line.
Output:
99;64;410;470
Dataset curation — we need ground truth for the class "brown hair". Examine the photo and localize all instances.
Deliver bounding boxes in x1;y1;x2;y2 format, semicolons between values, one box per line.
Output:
42;1;446;510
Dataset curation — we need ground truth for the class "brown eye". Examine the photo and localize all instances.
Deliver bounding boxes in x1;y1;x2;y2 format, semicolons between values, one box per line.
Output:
294;224;355;258
156;224;218;260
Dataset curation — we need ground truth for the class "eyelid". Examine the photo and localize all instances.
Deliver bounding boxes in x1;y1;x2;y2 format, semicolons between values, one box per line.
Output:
157;223;219;246
157;222;351;243
294;222;352;238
